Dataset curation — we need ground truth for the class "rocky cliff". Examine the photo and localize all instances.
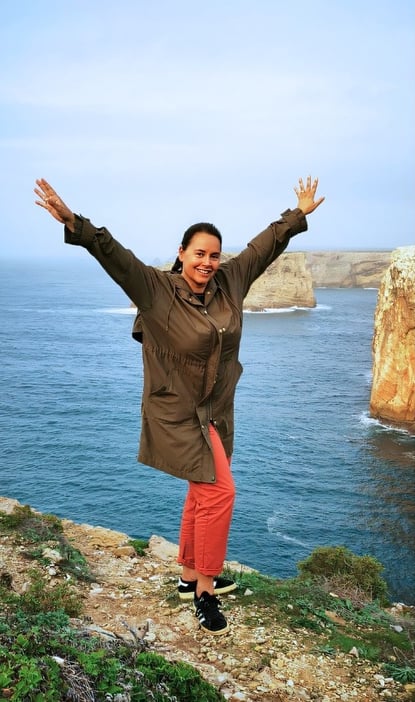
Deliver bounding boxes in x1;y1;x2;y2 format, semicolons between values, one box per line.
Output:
369;246;415;431
305;251;391;288
243;252;315;310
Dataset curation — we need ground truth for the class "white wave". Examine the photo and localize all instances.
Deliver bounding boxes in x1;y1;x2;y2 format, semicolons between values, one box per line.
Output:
365;370;373;384
244;305;319;314
102;307;137;315
267;510;310;548
267;527;310;549
359;411;412;435
314;303;332;310
359;412;380;428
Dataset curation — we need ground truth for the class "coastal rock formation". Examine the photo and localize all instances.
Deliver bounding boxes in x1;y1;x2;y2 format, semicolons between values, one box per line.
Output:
305;251;391;288
369;246;415;430
243;251;315;310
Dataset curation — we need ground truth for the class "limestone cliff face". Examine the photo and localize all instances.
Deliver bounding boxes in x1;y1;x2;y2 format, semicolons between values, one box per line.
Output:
243;251;315;310
369;246;415;431
305;251;391;288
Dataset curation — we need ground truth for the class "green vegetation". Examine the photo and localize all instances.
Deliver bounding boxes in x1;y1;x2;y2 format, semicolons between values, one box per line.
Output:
0;504;92;581
1;567;83;618
2;507;414;697
297;544;389;603
0;606;225;700
128;538;150;557
0;506;224;701
224;545;415;685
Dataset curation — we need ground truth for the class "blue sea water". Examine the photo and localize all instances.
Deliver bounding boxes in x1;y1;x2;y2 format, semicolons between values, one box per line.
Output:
1;259;414;603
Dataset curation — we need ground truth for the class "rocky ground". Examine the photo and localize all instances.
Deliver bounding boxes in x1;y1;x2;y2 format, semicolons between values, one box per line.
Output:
1;496;414;702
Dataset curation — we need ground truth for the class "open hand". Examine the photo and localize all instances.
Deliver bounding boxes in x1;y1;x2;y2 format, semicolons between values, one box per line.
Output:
294;176;325;215
34;179;75;232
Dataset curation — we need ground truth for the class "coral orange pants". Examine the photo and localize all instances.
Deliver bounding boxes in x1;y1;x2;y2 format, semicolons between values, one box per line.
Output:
177;423;236;576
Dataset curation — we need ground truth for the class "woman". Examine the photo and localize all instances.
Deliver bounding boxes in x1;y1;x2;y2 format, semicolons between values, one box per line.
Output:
34;176;324;635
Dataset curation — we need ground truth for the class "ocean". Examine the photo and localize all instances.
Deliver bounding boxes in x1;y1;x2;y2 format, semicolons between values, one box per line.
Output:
1;258;414;604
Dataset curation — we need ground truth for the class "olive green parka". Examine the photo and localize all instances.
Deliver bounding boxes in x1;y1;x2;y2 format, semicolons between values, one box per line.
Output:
65;208;307;482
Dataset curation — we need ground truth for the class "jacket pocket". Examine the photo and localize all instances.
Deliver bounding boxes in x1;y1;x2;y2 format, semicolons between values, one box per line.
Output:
147;370;196;424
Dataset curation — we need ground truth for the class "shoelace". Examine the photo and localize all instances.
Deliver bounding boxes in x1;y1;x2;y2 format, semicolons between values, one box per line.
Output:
196;594;223;619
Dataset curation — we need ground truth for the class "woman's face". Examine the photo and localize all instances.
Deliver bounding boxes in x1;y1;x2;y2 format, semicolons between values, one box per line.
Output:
178;233;221;292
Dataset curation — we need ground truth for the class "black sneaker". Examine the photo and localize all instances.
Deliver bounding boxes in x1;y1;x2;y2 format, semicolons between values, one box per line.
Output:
178;576;237;601
194;591;229;635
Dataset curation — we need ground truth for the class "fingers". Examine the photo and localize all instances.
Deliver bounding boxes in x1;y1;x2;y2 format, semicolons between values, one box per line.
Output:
34;199;48;210
34;179;60;209
35;177;54;193
35;178;56;196
34;187;47;202
297;176;318;193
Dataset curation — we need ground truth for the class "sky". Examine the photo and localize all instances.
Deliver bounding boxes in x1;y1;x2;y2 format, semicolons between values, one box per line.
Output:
1;0;414;263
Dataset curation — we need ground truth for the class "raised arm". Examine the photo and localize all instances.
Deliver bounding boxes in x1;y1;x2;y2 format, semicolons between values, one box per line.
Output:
218;175;325;302
34;178;158;311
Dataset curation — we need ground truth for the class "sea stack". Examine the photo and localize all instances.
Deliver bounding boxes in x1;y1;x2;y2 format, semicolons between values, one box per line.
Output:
369;246;415;431
243;251;315;310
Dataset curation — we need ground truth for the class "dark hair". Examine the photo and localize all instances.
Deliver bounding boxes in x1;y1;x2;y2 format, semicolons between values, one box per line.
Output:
171;222;222;273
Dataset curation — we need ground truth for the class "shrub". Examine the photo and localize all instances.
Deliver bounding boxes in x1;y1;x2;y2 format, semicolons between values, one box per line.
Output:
297;546;389;603
128;538;149;556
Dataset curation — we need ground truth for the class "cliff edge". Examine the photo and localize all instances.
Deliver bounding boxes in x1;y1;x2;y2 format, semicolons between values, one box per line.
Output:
370;246;415;431
1;496;413;701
